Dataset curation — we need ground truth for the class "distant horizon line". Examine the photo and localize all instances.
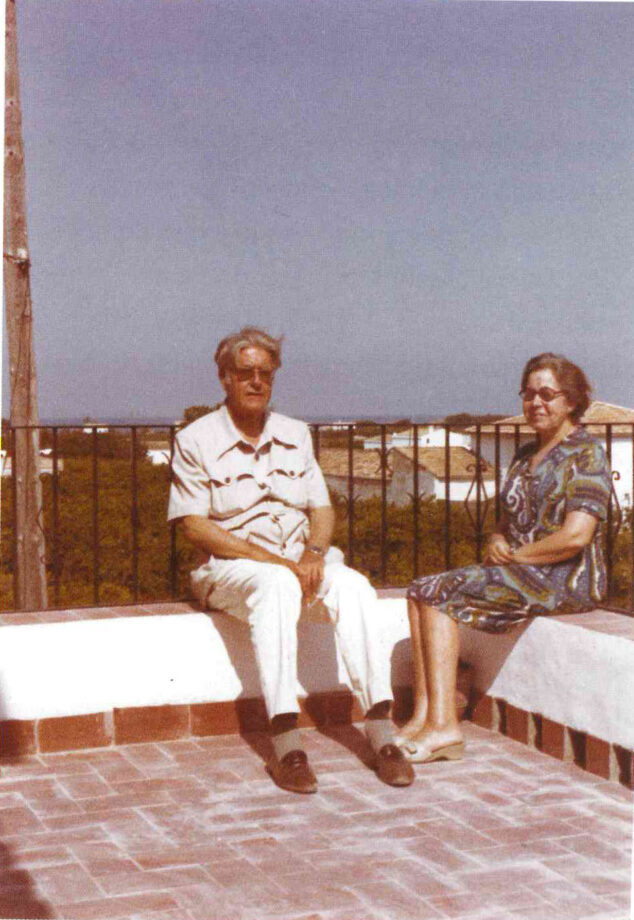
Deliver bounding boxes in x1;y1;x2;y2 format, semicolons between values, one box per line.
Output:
25;411;500;427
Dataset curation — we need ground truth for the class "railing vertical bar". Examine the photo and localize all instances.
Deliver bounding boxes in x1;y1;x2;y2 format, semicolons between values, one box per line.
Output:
91;428;100;605
10;426;19;607
312;424;320;463
475;425;483;563
412;423;419;579
51;427;60;605
380;425;387;584
514;424;520;456
494;425;501;524
169;425;178;598
130;427;139;602
444;425;451;569
347;425;355;568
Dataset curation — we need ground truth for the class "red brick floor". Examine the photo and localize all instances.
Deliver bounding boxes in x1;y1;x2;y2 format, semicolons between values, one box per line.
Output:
0;722;631;920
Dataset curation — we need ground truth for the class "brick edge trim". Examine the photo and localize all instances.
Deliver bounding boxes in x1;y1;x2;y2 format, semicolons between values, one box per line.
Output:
469;690;634;790
3;688;630;791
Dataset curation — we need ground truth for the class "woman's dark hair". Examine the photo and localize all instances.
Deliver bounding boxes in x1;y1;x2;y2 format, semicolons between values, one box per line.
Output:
520;353;591;422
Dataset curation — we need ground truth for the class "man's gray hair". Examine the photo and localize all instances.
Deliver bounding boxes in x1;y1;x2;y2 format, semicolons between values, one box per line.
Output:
214;327;283;375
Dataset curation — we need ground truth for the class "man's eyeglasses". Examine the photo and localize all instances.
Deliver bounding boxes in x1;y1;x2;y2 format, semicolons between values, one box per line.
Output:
233;367;274;384
519;387;566;403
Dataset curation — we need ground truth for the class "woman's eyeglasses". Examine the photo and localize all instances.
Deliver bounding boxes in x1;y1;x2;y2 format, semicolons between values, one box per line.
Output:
519;387;566;402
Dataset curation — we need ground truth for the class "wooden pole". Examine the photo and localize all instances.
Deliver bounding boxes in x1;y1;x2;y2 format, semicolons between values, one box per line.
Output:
4;0;48;609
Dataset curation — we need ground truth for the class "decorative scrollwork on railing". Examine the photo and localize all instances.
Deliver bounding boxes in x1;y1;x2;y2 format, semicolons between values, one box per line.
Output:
463;461;491;533
610;470;623;540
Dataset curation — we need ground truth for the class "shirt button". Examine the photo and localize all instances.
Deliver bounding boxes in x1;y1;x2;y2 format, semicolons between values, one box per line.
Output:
254;453;260;461
289;470;295;477
258;482;266;490
224;477;231;484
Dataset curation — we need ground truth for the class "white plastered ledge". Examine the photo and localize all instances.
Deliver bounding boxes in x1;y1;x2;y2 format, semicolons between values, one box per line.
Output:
458;610;634;751
0;601;632;751
0;600;411;722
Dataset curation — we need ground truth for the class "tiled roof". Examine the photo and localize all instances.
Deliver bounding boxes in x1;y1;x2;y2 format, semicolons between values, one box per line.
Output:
318;448;391;481
392;447;494;481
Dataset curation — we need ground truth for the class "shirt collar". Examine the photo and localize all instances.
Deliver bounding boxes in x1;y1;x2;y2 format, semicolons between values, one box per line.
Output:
215;404;298;459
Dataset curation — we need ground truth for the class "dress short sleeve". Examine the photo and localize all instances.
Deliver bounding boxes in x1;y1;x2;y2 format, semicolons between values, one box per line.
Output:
565;437;611;522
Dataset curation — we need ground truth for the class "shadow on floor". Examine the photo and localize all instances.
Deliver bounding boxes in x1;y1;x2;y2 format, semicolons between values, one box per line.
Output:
0;840;55;919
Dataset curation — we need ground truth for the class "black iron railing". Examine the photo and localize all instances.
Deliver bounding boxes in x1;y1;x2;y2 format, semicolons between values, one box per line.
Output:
2;420;633;614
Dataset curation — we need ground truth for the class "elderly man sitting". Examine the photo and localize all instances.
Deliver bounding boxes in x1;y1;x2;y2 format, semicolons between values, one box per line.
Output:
167;327;413;793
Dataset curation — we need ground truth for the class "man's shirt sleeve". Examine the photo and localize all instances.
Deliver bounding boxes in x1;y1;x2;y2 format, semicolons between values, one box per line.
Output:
167;430;211;522
300;425;331;509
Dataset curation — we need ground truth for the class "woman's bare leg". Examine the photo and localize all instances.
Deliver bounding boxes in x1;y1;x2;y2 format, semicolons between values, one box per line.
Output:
412;604;463;751
396;599;428;740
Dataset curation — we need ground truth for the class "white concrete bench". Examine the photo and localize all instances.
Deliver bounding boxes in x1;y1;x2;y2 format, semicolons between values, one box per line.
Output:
0;598;632;786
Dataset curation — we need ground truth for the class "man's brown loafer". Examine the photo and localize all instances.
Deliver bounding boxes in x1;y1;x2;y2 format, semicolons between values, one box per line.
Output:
375;743;415;787
268;749;317;794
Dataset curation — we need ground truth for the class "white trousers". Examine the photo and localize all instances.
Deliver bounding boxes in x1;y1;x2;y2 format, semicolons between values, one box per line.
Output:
191;547;393;719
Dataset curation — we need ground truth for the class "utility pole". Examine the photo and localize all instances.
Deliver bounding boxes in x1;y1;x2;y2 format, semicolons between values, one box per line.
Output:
4;0;48;609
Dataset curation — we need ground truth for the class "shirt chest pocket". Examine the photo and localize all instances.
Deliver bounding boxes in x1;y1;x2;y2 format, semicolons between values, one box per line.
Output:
208;467;263;517
266;456;309;507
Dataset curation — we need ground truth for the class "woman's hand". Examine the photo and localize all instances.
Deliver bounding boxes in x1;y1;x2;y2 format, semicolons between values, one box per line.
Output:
484;533;514;565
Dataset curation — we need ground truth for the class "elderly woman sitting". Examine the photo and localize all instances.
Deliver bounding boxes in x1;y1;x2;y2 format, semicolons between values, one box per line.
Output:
398;353;612;763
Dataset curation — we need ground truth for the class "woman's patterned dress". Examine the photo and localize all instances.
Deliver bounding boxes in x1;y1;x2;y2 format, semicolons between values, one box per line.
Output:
407;427;612;633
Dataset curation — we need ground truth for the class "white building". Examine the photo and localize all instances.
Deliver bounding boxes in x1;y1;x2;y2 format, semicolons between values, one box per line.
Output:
319;446;494;507
363;424;470;451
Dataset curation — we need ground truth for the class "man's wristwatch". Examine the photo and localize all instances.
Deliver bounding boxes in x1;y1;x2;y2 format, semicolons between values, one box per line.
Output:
306;544;326;557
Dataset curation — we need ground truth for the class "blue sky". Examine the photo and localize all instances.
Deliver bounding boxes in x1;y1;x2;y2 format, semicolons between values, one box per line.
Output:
3;0;634;421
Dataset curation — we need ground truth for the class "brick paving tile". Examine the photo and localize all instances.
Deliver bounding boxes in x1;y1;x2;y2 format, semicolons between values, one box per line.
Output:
427;886;548;918
55;891;180;919
571;871;633;899
379;857;462;898
558;832;632;866
127;842;239;869
57;774;115;799
10;826;111;851
0;792;25;810
78;789;176;813
452;861;563;894
432;802;517;831
171;881;259;920
507;907;623;920
518;880;620;916
354;880;443;919
78;855;141;877
467;837;569;866
28;802;90;826
481;818;583;845
1;844;71;869
0;804;47;835
31;861;103;902
274;883;364;915
566;813;633;837
403;836;481;872
411;818;499;851
97;865;211;896
0;778;62;799
119;745;180;772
